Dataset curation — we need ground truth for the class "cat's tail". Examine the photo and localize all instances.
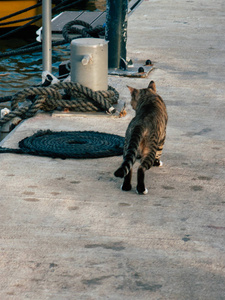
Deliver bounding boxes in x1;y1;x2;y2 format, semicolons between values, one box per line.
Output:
114;125;142;178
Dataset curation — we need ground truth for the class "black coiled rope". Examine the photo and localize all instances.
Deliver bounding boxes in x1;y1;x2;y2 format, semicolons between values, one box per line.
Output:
0;130;124;159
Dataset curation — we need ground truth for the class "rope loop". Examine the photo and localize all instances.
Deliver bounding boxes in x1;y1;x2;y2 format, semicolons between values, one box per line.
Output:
62;20;104;43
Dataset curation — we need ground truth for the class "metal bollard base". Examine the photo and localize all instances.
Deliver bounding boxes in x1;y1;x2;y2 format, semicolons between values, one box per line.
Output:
108;60;154;78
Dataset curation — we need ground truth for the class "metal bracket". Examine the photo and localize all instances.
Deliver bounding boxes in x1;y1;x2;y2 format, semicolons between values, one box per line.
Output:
108;59;154;78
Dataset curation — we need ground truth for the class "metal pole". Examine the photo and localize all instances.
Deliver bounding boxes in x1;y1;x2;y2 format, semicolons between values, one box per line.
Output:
105;0;128;69
42;0;52;73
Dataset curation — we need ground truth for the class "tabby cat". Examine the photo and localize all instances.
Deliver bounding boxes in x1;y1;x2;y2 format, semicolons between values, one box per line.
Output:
114;80;168;195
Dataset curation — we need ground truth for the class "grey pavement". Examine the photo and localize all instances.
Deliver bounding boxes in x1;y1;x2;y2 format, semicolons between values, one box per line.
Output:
0;0;225;299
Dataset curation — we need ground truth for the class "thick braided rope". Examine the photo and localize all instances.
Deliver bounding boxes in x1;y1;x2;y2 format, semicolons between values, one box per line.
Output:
0;107;29;125
60;82;117;111
0;96;12;103
0;82;119;126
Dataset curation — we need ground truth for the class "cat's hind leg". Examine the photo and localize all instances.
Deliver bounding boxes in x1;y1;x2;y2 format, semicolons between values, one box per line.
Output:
121;169;132;191
136;166;148;195
136;148;156;194
153;139;165;167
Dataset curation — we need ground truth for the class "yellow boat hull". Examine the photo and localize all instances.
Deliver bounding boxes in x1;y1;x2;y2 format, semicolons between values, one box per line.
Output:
0;0;42;27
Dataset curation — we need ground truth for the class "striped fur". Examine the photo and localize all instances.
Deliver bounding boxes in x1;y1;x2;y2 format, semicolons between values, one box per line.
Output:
114;81;168;194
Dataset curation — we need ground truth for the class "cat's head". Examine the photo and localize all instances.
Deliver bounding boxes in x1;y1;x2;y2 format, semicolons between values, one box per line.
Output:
127;80;157;110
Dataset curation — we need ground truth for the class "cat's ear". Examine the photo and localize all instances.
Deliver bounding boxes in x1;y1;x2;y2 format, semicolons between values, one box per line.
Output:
127;86;135;94
127;86;139;96
127;86;139;110
148;81;156;92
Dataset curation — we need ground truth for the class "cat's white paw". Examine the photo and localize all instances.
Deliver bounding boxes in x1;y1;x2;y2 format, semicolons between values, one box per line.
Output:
143;188;148;194
159;160;163;167
136;188;148;195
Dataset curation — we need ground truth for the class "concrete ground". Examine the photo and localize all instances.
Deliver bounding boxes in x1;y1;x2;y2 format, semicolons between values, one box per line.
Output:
0;0;225;299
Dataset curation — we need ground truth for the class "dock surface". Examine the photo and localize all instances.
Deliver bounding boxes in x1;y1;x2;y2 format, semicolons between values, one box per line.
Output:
1;0;225;299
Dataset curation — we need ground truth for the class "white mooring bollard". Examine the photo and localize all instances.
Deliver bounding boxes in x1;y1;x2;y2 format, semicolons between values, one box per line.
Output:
70;38;108;91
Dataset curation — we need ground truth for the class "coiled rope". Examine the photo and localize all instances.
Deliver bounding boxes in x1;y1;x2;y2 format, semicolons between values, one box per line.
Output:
0;130;124;158
0;81;119;127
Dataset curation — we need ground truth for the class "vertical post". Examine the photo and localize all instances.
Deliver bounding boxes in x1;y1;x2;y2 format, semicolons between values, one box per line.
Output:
42;0;52;73
105;0;128;69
